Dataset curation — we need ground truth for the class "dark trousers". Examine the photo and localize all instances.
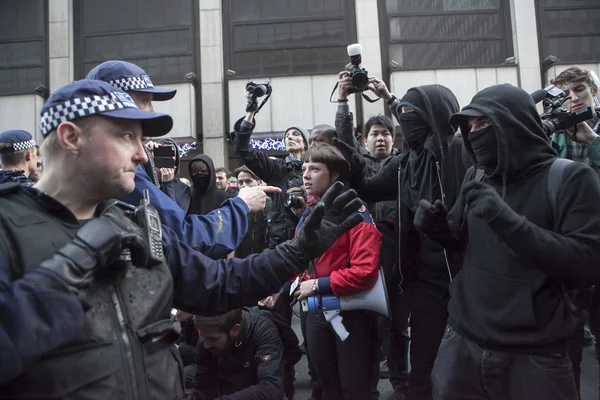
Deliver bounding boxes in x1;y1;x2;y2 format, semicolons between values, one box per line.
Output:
306;310;378;400
407;281;448;400
386;286;411;395
301;310;322;398
432;326;578;400
567;321;585;397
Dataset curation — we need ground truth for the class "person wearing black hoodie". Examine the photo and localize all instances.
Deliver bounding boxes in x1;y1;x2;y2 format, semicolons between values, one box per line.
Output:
415;84;600;399
334;83;471;400
187;154;234;216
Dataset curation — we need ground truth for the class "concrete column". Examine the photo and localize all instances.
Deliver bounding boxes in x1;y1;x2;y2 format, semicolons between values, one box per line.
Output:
510;0;542;94
199;0;228;168
48;0;74;93
355;0;385;120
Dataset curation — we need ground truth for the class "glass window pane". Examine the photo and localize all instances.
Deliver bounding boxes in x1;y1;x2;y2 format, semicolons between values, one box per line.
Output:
389;13;502;41
542;36;600;64
390;40;507;69
226;0;354;77
541;7;600;36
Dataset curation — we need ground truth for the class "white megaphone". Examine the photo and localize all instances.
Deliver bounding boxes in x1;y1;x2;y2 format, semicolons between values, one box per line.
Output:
301;267;390;341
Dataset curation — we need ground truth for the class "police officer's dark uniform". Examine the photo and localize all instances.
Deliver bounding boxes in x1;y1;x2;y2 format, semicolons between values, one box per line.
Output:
0;80;363;399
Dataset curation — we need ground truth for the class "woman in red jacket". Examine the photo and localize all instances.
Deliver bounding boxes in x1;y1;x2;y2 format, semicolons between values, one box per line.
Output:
295;144;381;400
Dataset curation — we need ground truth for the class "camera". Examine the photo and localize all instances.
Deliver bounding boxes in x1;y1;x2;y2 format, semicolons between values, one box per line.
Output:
246;81;272;99
346;44;369;93
532;85;594;137
284;186;306;210
152;144;176;169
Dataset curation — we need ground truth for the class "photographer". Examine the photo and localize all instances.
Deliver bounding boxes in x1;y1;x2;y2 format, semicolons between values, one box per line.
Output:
551;66;600;174
550;66;600;395
146;138;191;213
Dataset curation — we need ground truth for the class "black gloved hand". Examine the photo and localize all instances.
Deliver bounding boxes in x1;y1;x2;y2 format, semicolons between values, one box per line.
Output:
332;138;366;176
462;180;511;222
414;199;450;237
39;206;150;289
275;181;365;273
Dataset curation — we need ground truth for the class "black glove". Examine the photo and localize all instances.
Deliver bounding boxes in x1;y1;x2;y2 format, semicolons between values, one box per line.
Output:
332;138;366;176
414;199;450;237
275;181;365;273
462;180;513;223
39;206;150;289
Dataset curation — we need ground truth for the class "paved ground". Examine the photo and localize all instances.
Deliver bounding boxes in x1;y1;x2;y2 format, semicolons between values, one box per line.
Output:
289;310;600;400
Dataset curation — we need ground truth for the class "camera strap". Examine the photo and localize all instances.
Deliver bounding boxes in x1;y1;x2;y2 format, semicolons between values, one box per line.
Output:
328;82;381;103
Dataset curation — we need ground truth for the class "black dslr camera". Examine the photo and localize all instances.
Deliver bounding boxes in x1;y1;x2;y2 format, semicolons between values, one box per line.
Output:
284;186;306;210
245;81;272;114
532;85;594;137
346;43;369;93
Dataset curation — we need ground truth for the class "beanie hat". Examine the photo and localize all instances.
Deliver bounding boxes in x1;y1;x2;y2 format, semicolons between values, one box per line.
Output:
397;89;430;125
284;125;310;150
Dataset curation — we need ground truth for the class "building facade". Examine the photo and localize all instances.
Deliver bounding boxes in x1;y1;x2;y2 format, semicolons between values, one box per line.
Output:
1;0;599;170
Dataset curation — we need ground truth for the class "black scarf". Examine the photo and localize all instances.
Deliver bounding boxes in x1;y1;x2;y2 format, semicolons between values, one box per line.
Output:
399;112;441;212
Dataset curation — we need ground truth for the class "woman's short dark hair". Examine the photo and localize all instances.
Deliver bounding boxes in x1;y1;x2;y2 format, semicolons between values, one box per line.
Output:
302;143;350;179
194;308;243;333
364;115;395;138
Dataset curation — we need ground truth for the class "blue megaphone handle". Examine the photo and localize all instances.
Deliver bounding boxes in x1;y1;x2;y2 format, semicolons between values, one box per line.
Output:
304;294;341;315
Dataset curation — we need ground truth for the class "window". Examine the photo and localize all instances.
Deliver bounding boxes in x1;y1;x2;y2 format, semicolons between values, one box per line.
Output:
74;0;197;83
0;0;47;95
223;0;357;77
537;0;600;65
380;0;513;70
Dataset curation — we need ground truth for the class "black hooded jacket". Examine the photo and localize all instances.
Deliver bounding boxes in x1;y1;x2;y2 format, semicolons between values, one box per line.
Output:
440;84;600;352
356;85;471;287
157;138;191;213
187;154;233;216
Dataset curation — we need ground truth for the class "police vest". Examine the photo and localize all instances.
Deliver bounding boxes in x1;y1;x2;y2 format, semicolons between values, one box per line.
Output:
0;183;184;400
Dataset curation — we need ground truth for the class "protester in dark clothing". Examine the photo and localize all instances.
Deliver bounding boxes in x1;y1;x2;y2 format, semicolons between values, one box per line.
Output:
191;308;286;400
156;137;191;213
415;83;600;399
188;154;233;216
0;130;41;187
233;165;272;258
335;82;470;400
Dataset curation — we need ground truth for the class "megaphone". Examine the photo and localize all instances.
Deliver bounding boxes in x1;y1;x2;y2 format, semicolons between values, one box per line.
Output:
301;267;390;341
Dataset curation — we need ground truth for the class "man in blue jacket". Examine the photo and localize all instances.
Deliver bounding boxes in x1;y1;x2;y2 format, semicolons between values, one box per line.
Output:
0;79;363;398
87;60;266;259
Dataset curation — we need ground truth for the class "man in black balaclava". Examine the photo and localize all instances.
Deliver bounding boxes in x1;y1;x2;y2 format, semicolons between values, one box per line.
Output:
414;84;600;399
334;84;471;400
188;154;233;216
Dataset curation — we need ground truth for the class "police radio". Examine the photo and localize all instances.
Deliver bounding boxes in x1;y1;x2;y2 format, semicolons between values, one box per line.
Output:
135;189;164;265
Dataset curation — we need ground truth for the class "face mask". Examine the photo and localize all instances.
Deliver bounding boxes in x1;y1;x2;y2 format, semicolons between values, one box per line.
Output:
192;172;210;190
399;112;430;150
468;126;498;174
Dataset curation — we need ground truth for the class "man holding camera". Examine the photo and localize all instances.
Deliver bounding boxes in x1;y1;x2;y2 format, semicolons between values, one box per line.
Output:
87;60;266;259
0;78;364;397
550;66;600;395
415;83;600;399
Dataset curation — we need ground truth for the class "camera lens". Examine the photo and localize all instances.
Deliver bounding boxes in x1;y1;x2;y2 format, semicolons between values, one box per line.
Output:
254;85;266;97
352;72;369;91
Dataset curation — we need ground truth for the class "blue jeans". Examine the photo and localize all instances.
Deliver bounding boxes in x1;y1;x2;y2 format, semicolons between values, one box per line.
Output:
432;326;578;400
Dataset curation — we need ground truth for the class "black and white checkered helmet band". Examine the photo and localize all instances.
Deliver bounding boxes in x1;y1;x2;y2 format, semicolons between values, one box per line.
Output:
40;93;136;136
109;74;154;92
10;139;37;151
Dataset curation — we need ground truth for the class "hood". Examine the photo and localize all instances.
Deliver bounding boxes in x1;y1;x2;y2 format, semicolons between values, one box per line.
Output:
158;137;181;176
188;153;216;195
397;84;460;156
460;84;556;183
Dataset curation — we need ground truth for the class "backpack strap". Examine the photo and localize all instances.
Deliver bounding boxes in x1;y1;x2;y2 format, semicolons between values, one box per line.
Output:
545;158;583;315
546;158;573;230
